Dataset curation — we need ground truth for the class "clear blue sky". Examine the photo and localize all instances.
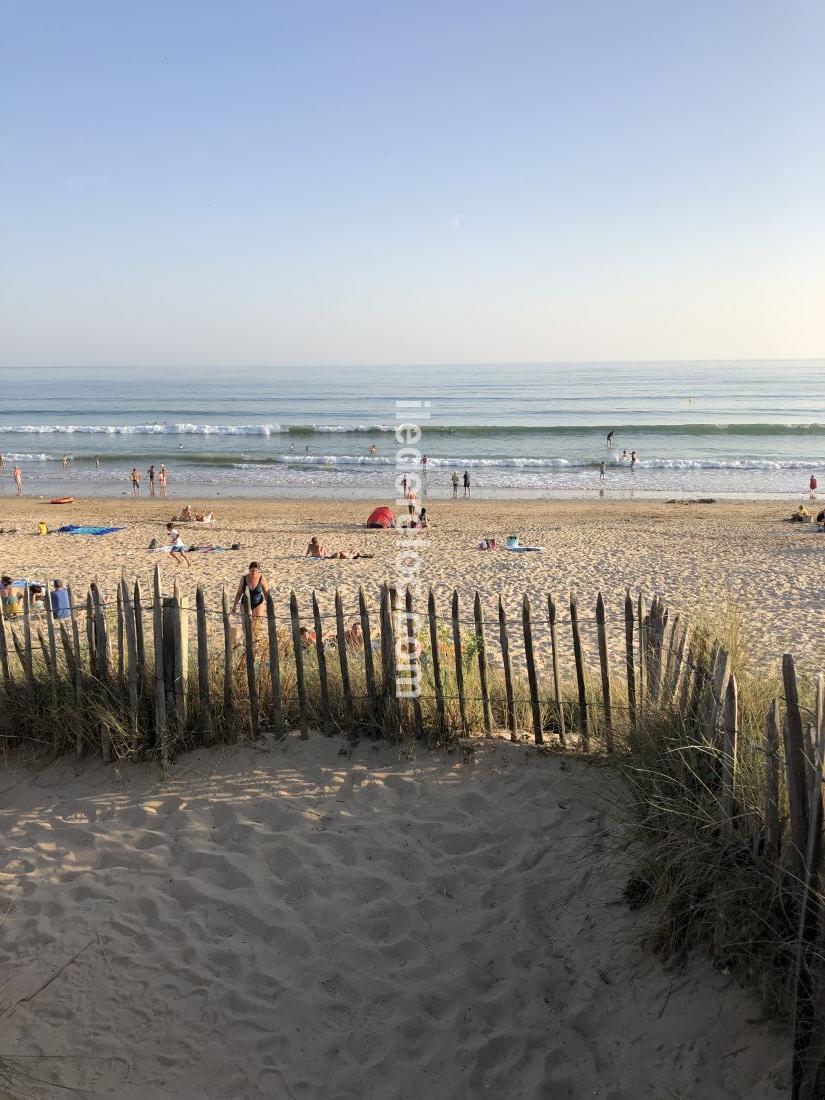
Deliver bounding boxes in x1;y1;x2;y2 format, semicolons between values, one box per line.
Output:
2;0;823;366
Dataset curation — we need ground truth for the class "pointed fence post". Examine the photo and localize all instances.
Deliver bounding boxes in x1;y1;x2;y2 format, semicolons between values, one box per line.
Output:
265;590;285;738
428;589;446;736
548;594;566;748
721;674;738;833
451;590;467;735
0;599;10;690
763;699;781;863
783;654;810;883
174;585;189;736
474;592;492;736
152;565;168;768
404;586;423;740
624;591;636;732
85;590;95;674
522;595;543;745
498;596;517;740
596;592;613;751
116;582;125;684
290;590;309;739
379;585;398;736
637;592;647;720
335;590;354;725
22;585;34;687
43;579;58;701
122;579;140;731
312;592;331;735
358;586;377;726
195;585;212;742
133;580;145;681
68;585;83;752
222;585;235;738
241;589;259;736
570;593;589;750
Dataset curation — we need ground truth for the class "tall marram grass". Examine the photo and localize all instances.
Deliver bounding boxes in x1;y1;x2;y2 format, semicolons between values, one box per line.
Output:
621;597;818;1019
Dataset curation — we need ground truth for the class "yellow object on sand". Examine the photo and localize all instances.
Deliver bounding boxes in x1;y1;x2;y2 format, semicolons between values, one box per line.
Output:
37;521;49;536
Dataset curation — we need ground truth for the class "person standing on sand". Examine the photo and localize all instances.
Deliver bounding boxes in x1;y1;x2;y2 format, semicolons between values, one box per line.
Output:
148;464;156;496
131;467;141;496
159;464;168;497
232;561;270;619
810;474;818;499
13;465;22;496
451;470;459;498
599;461;606;481
463;469;470;497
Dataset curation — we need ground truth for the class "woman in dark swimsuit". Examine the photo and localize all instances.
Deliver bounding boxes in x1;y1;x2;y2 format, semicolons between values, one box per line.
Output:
232;561;269;619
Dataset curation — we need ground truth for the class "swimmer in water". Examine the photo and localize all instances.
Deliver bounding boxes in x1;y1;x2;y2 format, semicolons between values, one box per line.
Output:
606;431;614;446
630;450;637;467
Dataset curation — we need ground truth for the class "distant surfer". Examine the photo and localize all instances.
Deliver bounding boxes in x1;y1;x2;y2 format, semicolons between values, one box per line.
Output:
606;431;614;446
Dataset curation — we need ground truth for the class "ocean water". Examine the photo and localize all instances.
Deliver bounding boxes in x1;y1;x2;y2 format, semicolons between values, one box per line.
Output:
0;361;823;500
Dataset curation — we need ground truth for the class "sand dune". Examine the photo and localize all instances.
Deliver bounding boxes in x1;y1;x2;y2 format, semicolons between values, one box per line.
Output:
1;735;786;1098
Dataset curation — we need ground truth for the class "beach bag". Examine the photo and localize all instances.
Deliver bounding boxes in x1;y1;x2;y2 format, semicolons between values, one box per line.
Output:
505;534;519;548
148;538;158;549
37;521;48;536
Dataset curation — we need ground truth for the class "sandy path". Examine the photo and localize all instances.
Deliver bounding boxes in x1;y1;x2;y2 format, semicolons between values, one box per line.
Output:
0;736;786;1098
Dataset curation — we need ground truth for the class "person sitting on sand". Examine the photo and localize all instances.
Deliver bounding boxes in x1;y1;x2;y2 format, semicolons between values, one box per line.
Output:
27;584;46;617
179;504;195;521
418;507;429;529
50;579;72;620
165;523;191;566
299;625;316;649
0;576;23;617
791;504;811;523
345;622;364;649
231;561;269;618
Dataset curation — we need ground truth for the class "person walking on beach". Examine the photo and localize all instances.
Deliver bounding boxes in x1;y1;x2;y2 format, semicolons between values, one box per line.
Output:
599;461;606;481
810;474;818;500
148;464;156;496
13;465;22;496
165;523;190;567
463;469;470;497
159;464;168;497
231;561;269;620
131;467;141;496
451;470;459;498
406;484;418;518
61;454;69;471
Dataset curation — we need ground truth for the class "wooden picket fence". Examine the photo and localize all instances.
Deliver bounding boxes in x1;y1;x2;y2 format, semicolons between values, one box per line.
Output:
0;565;823;1096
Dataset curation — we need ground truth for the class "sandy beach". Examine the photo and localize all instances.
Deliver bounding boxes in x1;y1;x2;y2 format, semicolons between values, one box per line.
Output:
0;496;811;1096
1;495;822;669
0;735;788;1098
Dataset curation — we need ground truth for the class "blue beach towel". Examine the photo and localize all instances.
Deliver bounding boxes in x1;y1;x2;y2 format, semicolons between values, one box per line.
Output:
57;525;124;536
